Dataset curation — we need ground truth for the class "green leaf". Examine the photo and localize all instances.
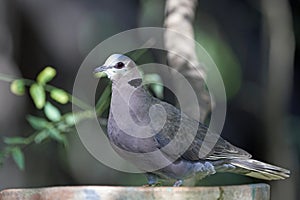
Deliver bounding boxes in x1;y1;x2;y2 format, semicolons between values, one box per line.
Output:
30;83;46;109
37;66;56;84
10;80;25;96
50;89;69;104
34;130;49;143
26;115;49;130
44;102;61;122
4;137;28;145
143;74;164;99
56;122;69;132
94;71;107;78
150;84;164;99
95;84;111;115
11;147;25;170
65;113;76;126
48;128;67;144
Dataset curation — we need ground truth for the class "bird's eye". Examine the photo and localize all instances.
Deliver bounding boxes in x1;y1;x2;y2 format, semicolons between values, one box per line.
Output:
114;62;125;69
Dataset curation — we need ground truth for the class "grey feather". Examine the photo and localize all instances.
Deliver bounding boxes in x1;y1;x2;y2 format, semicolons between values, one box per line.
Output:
94;54;290;186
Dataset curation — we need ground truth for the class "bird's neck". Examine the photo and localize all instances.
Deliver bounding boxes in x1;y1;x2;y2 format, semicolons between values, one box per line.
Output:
110;78;154;125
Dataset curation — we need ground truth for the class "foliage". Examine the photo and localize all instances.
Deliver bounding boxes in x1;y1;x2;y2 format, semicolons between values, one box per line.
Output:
0;66;111;170
0;50;159;171
194;27;242;100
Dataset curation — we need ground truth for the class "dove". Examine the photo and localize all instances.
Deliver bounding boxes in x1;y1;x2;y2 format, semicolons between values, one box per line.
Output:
94;54;290;186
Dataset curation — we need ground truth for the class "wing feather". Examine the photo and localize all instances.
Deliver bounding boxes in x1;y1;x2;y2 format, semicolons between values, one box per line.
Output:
154;101;251;161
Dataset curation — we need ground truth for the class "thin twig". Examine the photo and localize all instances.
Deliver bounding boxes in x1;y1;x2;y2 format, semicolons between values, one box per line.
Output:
0;73;92;110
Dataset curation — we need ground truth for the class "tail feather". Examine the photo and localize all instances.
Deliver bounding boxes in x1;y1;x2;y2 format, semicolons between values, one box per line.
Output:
229;159;290;180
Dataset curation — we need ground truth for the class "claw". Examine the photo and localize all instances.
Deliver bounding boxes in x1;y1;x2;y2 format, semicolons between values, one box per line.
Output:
173;180;183;187
146;173;158;186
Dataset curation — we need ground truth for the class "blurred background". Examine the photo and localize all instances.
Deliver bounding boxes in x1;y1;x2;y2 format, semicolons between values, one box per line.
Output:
0;0;299;199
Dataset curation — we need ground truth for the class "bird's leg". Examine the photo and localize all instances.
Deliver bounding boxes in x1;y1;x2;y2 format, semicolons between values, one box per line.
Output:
173;179;183;187
145;173;159;186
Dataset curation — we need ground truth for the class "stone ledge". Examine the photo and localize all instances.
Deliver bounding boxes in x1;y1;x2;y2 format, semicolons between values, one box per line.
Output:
0;183;270;200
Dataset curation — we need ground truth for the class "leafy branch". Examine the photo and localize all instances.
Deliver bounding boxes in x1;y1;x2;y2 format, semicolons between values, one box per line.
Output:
0;66;111;170
0;49;158;171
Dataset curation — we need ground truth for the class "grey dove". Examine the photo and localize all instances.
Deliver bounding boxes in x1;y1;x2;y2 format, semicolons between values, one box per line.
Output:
94;54;290;186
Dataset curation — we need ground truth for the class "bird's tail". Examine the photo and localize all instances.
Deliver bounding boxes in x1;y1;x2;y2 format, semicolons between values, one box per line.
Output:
218;159;290;180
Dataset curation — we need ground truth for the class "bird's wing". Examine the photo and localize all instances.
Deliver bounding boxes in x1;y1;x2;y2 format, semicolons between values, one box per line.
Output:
154;101;251;161
182;125;252;161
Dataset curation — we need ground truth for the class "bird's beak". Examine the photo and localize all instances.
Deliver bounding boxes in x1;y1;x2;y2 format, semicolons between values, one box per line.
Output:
94;65;108;73
93;66;108;78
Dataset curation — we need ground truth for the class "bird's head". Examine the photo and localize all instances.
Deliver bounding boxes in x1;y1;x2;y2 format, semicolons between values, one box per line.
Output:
94;54;138;82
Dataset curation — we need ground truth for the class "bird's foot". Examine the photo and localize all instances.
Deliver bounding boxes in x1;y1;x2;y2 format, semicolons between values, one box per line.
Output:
145;173;160;186
173;180;183;187
204;162;216;174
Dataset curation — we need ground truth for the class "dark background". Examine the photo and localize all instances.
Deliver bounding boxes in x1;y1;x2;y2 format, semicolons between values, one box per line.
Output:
0;0;298;199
